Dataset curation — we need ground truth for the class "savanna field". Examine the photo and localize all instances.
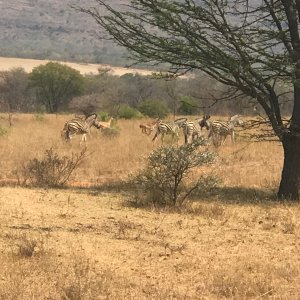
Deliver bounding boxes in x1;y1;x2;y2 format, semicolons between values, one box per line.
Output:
0;113;300;299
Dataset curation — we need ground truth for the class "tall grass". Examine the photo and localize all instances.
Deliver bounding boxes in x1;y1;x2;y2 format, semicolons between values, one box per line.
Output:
0;113;283;190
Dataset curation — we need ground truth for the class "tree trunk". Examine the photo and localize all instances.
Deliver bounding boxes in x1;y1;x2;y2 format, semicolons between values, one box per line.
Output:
278;132;300;200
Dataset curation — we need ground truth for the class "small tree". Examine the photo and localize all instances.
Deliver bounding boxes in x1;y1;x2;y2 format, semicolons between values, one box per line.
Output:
134;138;215;207
29;62;84;113
117;104;143;119
138;99;169;118
0;68;33;113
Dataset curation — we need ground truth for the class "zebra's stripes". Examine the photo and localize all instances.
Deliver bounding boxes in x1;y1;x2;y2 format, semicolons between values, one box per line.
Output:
182;120;203;144
201;115;243;146
62;113;101;143
152;118;187;142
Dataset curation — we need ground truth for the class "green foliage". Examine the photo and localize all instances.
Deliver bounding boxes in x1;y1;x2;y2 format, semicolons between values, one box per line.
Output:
138;99;169;118
178;96;199;115
0;126;8;137
21;148;87;187
33;105;46;121
29;62;85;113
33;113;45;122
117;104;143;119
133;138;216;207
98;111;110;121
0;67;33;112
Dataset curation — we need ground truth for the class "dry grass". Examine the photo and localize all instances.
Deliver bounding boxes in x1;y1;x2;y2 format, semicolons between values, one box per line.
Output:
0;187;299;299
0;56;155;76
0;113;297;299
0;113;282;190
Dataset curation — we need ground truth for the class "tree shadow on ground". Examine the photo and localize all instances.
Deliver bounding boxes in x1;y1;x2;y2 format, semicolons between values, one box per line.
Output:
73;182;282;207
191;186;278;205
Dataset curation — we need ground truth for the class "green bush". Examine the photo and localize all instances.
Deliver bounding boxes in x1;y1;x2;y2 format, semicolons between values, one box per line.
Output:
132;138;216;207
178;96;199;115
34;106;46;121
0;126;8;137
138;99;169;118
98;111;110;121
117;104;143;119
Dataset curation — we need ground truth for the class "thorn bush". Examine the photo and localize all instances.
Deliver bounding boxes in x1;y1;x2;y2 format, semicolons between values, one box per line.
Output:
21;148;87;187
133;138;216;207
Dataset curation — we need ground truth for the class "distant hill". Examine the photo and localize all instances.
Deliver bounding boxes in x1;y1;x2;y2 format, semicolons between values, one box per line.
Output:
0;0;129;65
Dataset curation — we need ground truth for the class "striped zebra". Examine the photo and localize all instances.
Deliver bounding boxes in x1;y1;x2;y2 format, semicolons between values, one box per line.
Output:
62;113;101;143
152;118;187;143
200;115;244;146
182;119;209;144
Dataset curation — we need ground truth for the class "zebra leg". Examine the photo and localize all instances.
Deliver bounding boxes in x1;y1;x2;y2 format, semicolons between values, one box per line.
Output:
213;135;221;147
231;131;235;143
80;133;87;145
65;130;72;142
152;131;159;141
184;133;188;144
221;135;227;145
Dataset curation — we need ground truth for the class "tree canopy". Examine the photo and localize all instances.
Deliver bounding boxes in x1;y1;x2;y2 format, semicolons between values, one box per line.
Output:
29;62;84;113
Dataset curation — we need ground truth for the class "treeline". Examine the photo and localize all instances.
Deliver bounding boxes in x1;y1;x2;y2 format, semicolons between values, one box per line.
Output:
0;62;293;118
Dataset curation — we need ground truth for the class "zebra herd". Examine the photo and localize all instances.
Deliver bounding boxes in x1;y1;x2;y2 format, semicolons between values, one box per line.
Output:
60;112;244;147
141;114;244;146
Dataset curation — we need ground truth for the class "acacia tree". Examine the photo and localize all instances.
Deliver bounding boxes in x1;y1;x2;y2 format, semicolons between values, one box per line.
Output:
75;0;300;199
0;68;32;112
29;62;84;113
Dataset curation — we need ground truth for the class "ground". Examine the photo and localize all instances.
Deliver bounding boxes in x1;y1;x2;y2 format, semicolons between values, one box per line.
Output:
1;186;300;299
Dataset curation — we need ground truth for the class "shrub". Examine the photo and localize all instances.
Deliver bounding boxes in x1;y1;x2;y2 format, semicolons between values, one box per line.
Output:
98;111;110;121
16;235;38;258
0;126;8;136
178;96;199;115
132;138;216;207
34;112;45;122
34;106;46;121
117;104;143;119
21;148;87;187
138;99;169;118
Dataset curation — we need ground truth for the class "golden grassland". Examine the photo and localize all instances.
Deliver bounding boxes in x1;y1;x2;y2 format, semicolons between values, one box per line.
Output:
0;56;155;76
0;113;299;299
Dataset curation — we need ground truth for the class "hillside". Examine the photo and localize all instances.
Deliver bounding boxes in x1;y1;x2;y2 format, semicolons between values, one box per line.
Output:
0;0;129;64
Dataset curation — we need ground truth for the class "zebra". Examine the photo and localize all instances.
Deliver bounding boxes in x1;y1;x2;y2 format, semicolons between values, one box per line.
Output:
199;115;211;131
62;113;101;143
152;118;187;143
182;119;207;144
200;115;244;146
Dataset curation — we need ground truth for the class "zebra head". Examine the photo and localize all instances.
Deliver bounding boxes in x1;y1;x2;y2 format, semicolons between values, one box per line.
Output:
85;113;102;129
174;117;188;128
199;115;211;130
